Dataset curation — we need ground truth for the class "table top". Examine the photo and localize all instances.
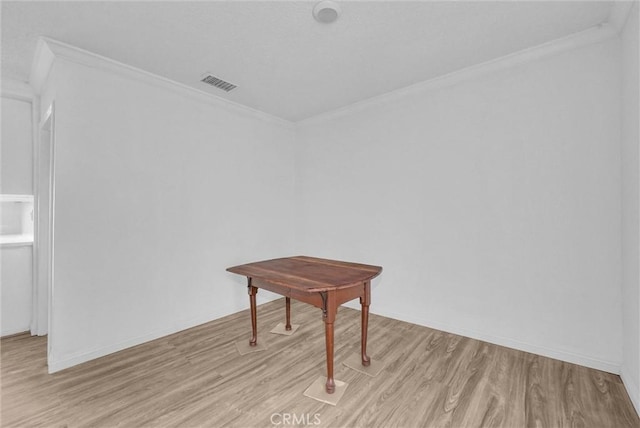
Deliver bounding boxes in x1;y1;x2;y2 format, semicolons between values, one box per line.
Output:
226;256;383;293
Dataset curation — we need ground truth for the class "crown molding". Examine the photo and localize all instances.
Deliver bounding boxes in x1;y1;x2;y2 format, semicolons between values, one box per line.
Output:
27;12;627;130
29;38;55;96
1;78;34;102
29;37;293;129
607;0;635;32
298;23;619;127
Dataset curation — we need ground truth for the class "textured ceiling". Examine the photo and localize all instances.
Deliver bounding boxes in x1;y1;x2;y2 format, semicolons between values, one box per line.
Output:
1;1;614;122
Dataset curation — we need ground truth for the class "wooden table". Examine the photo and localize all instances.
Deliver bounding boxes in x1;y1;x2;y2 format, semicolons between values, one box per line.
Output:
227;256;383;394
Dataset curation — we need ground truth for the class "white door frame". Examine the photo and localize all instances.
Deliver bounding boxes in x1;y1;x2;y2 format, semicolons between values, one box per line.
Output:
32;102;55;344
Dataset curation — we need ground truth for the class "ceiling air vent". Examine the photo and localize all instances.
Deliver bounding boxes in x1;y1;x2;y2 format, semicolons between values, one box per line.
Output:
200;73;237;92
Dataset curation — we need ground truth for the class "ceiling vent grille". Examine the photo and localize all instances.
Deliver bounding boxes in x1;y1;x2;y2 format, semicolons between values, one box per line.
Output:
200;74;237;92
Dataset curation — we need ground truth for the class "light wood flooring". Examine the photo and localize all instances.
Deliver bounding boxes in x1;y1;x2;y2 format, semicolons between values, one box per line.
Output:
2;299;638;427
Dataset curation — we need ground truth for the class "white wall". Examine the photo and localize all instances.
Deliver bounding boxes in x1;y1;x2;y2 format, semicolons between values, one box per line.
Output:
1;96;33;194
1;92;34;336
40;55;295;371
32;26;632;386
621;2;640;413
296;38;622;372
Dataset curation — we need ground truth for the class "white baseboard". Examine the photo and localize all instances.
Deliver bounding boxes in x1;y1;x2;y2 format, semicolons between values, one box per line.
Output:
47;295;284;373
47;313;218;373
621;367;640;417
1;328;30;338
370;307;621;375
256;290;282;305
47;299;625;384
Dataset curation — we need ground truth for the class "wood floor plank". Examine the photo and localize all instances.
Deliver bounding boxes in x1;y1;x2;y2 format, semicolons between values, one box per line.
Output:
2;298;638;427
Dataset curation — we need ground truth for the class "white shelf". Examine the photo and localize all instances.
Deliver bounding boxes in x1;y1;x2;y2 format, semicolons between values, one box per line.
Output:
0;234;34;246
0;194;33;202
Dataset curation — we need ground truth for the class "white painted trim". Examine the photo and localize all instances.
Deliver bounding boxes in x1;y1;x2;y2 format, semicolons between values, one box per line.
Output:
32;102;55;339
371;307;622;375
0;240;33;248
29;39;55;95
39;103;52;131
47;102;56;345
0;194;34;202
0;328;30;338
31;37;293;129
27;22;623;129
30;96;39;336
298;23;619;126
31;101;41;337
621;367;640;416
48;313;218;373
608;0;635;32
1;78;33;101
46;293;278;373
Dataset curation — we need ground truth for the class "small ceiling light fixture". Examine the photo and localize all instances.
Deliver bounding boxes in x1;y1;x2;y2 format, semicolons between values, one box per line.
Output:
313;0;341;24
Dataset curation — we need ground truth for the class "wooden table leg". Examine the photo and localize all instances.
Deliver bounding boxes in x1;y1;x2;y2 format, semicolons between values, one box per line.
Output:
361;281;371;366
248;279;258;346
285;297;292;331
325;320;335;394
321;291;337;394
